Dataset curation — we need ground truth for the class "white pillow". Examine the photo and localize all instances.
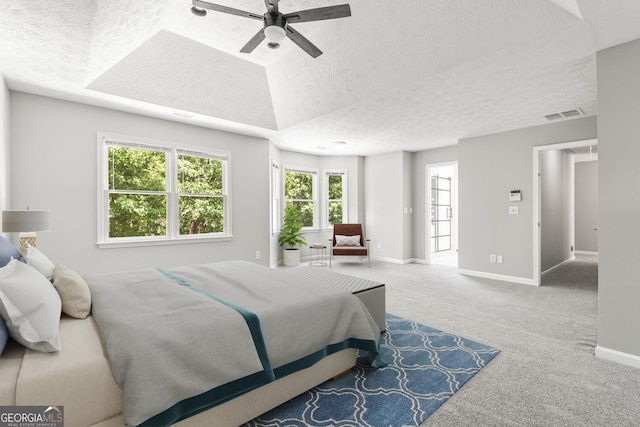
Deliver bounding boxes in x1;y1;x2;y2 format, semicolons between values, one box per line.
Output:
25;244;55;280
0;259;61;352
335;234;361;247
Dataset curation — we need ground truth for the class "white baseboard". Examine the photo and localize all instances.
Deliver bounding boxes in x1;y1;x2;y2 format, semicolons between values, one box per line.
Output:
372;256;413;265
575;250;598;257
541;256;575;277
595;345;640;370
458;269;536;286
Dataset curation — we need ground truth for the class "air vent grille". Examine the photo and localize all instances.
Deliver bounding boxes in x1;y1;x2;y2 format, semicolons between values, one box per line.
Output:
545;113;563;121
545;108;584;121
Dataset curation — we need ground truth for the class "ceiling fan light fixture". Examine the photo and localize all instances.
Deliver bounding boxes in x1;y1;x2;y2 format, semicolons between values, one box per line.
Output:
264;25;286;42
267;42;280;49
190;6;207;17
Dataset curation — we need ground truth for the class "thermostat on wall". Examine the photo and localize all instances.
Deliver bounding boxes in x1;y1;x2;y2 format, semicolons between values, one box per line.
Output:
509;190;522;202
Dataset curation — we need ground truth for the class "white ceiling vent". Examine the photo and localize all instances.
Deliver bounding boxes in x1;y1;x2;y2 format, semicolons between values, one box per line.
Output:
545;113;563;121
545;108;584;121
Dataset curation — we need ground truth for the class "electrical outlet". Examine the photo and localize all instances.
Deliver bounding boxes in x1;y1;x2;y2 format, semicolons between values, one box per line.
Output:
255;251;260;259
490;254;497;263
378;243;382;249
497;255;503;263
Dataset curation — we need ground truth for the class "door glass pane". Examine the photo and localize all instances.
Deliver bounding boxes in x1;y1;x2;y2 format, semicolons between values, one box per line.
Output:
431;173;453;253
437;236;451;251
438;221;451;236
437;189;450;205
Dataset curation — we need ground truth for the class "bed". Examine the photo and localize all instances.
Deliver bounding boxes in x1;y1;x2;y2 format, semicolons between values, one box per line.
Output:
0;258;381;427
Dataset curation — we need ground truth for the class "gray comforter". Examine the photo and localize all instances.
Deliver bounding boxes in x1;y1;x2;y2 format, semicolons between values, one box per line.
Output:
86;260;380;426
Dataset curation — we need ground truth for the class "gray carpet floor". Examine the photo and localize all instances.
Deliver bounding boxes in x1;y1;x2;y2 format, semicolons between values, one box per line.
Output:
325;256;640;426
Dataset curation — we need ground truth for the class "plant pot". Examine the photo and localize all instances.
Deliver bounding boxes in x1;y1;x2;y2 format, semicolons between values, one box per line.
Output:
283;248;301;267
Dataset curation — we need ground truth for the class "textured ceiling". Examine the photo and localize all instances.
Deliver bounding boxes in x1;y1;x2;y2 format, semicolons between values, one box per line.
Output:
1;0;640;156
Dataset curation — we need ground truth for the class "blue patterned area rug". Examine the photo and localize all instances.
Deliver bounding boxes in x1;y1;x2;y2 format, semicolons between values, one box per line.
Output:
243;313;500;427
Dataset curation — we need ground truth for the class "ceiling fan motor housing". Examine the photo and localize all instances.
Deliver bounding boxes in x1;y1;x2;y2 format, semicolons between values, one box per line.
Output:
264;13;287;42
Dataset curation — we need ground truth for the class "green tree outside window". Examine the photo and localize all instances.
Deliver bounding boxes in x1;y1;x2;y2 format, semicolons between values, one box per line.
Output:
327;173;343;226
178;154;224;234
284;171;315;227
108;146;167;237
106;144;227;239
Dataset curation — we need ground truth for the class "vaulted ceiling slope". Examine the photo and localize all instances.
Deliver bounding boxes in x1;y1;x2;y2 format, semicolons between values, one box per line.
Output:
1;0;640;155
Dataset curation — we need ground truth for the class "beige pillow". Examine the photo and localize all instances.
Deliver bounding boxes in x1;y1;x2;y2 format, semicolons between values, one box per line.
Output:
52;265;91;319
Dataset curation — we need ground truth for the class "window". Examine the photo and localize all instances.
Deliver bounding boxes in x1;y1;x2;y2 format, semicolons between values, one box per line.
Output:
284;168;317;228
97;133;230;246
177;149;226;235
325;170;347;228
271;161;281;234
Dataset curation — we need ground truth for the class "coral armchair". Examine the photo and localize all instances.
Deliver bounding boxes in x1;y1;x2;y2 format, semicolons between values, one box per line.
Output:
329;223;370;267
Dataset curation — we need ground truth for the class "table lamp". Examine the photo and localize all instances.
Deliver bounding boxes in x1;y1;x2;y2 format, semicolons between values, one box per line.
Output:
1;209;51;255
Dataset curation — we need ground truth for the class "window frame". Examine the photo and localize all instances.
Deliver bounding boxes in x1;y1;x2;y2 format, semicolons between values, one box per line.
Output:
96;132;232;248
324;169;348;229
283;166;319;231
271;160;281;235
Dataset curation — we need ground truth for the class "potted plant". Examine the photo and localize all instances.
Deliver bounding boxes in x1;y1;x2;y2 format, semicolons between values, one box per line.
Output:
279;203;307;267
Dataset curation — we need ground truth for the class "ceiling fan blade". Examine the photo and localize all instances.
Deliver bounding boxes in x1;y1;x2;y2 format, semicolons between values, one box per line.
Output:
263;0;279;14
240;29;266;53
285;4;351;23
285;26;322;58
192;0;263;20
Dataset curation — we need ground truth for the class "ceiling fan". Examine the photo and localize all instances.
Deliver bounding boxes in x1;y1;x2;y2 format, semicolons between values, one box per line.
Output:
190;0;351;58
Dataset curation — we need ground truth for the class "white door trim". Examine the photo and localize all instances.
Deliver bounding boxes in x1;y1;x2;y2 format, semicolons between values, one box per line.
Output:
533;138;597;286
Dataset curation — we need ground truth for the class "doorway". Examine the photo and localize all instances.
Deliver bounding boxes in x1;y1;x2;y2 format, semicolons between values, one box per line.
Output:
533;139;598;285
426;163;458;267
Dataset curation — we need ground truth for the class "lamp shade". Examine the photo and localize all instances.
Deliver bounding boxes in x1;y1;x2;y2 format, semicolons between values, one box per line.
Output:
2;210;50;232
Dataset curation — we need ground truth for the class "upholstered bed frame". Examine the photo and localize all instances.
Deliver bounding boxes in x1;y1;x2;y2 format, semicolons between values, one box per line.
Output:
0;315;356;427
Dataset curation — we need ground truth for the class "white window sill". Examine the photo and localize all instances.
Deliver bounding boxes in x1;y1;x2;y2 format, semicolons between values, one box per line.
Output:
97;235;233;249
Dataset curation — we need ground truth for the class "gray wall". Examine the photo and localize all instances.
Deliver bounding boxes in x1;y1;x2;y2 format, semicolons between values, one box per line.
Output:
458;116;597;282
597;38;640;359
575;160;598;253
411;146;458;261
540;149;574;272
0;77;9;230
9;92;271;274
402;151;413;260
357;156;366;228
364;151;405;262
